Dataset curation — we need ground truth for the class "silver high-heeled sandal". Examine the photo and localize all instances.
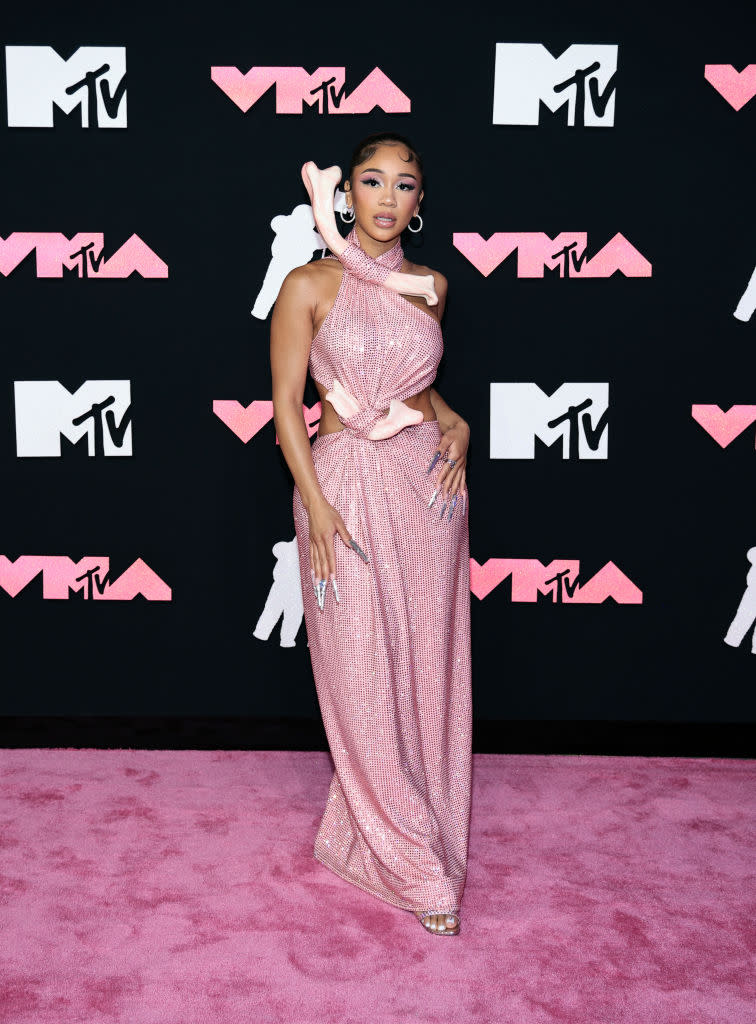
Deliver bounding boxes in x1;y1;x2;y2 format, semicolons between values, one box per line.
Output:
415;909;460;935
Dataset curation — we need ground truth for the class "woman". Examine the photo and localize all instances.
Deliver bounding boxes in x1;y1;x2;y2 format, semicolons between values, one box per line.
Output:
270;132;472;936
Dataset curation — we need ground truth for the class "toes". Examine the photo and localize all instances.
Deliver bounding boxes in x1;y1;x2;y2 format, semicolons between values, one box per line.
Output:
416;910;459;933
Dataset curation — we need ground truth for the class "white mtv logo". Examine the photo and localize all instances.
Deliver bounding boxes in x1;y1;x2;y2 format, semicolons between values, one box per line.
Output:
493;43;617;126
490;383;609;459
5;46;127;127
14;381;133;456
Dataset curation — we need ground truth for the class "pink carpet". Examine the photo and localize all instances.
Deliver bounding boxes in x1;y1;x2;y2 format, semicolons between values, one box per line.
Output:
0;749;753;1023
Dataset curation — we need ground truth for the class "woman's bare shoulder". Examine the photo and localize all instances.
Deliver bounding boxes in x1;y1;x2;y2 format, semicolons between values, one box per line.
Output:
278;257;343;311
280;257;342;290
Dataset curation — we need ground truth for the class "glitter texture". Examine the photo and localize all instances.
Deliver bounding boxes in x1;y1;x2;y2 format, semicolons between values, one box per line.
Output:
292;226;472;914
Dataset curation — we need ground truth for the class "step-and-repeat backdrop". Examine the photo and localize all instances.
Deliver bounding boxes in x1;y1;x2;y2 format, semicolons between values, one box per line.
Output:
2;7;755;723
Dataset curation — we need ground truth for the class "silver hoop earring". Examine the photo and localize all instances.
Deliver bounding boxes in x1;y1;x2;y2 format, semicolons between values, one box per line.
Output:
408;212;423;234
339;204;355;223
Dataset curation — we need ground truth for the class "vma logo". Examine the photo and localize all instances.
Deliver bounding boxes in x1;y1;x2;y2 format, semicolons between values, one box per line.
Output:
0;233;167;278
0;556;170;600
491;384;609;460
5;46;127;127
211;66;410;114
454;232;651;279
470;558;641;604
14;381;133;457
493;43;617;127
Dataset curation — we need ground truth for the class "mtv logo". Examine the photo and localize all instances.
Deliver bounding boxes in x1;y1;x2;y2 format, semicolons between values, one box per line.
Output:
5;45;127;127
14;380;133;457
493;42;617;126
490;383;609;459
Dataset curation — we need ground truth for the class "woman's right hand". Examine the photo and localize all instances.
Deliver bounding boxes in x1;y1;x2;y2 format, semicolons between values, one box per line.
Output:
307;496;353;589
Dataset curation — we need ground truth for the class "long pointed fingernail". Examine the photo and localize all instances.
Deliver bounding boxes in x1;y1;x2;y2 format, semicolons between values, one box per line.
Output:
439;500;447;518
428;488;438;509
311;569;318;599
330;573;340;603
447;495;458;521
317;579;327;611
349;539;369;563
426;451;441;474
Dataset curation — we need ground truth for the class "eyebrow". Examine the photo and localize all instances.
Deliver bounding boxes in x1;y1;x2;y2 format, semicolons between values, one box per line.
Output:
361;166;418;181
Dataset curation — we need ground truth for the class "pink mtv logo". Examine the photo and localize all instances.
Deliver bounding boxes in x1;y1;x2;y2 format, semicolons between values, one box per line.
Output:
0;556;171;600
453;232;651;278
213;400;321;443
691;405;756;448
0;233;167;278
704;65;756;111
211;66;410;114
469;558;642;603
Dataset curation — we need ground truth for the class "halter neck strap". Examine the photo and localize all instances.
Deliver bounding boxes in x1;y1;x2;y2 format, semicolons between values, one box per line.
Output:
344;226;404;271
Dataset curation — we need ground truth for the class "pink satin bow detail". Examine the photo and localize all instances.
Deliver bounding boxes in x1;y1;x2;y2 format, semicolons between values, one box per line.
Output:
325;379;424;440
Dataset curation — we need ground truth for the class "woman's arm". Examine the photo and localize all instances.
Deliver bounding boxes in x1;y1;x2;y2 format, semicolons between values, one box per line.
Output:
271;265;357;594
270;266;327;510
428;270;469;436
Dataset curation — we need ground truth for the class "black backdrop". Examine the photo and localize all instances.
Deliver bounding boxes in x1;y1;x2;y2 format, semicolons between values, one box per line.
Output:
2;3;755;748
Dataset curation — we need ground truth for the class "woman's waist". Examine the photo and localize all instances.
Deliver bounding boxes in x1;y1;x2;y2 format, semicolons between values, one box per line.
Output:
316;385;436;438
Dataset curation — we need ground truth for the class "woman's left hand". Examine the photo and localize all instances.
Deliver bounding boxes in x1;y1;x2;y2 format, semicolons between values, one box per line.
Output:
434;421;469;502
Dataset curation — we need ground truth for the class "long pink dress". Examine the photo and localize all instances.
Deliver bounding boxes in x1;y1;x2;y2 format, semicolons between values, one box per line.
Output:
292;226;472;915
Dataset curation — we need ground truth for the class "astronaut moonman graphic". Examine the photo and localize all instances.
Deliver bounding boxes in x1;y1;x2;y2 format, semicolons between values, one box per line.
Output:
251;190;351;320
252;538;306;649
723;546;756;654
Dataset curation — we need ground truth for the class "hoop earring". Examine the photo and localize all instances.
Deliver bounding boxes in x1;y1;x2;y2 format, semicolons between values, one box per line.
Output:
408;212;423;234
339;204;355;223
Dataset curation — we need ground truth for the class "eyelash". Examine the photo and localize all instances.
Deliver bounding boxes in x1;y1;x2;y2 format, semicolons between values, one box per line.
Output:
360;177;415;191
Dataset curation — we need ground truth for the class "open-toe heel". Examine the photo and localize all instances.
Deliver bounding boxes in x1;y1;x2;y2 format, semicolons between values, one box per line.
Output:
414;910;460;936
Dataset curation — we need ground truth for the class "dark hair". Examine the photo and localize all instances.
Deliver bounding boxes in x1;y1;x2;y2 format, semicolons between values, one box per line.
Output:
347;131;425;192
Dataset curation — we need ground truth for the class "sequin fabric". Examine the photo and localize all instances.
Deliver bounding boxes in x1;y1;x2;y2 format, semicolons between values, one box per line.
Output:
291;226;472;915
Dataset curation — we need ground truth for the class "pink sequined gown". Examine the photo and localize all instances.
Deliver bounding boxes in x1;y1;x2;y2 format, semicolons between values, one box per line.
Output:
292;226;472;915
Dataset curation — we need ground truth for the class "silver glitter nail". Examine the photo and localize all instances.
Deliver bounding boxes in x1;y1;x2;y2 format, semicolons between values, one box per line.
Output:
426;451;441;474
349;538;370;563
330;574;340;603
428;488;438;509
447;495;458;521
439;500;447;518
